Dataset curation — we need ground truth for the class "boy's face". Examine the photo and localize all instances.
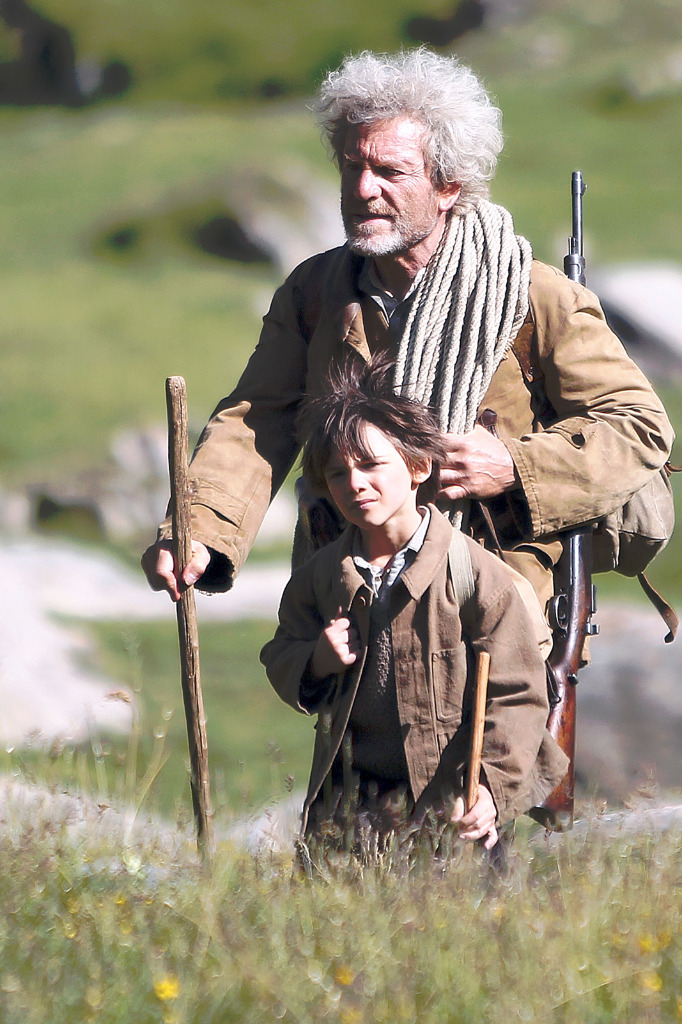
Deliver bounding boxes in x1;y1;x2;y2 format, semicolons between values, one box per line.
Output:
323;424;431;539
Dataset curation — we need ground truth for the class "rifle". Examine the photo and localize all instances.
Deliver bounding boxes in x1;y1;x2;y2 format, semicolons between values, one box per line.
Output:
529;172;599;832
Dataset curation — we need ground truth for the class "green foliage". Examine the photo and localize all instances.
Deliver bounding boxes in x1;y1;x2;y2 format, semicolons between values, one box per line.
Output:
0;800;680;1023
0;104;324;483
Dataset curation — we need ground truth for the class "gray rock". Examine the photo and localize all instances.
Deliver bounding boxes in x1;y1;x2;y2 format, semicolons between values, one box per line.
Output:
576;602;682;802
590;262;682;379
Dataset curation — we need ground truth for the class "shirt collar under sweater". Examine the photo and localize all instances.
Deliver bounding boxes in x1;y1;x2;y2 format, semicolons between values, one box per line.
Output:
351;507;431;599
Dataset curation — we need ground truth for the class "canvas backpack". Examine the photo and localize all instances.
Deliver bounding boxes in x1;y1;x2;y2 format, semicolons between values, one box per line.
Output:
512;319;678;640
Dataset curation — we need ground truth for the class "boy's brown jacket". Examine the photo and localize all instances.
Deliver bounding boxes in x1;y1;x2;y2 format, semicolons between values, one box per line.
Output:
159;247;673;608
260;507;569;830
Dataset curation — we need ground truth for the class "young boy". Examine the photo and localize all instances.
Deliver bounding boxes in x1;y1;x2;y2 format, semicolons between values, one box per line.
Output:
260;357;567;850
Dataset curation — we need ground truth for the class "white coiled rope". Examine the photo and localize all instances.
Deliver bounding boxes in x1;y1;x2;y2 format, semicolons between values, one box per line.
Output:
395;200;533;437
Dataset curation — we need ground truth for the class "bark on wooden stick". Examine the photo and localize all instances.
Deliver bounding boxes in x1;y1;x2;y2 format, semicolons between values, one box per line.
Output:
166;375;214;860
466;650;491;813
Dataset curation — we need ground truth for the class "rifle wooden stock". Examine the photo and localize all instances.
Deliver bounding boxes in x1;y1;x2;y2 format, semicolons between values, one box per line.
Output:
530;527;595;831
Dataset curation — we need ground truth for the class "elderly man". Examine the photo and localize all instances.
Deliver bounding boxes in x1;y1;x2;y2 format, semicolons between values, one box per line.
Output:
142;49;672;616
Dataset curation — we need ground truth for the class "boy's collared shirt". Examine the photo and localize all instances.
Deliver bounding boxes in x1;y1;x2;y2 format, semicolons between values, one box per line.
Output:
351;506;431;600
346;508;431;783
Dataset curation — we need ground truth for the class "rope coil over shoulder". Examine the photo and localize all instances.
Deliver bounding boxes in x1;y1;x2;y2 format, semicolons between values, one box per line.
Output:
394;200;533;440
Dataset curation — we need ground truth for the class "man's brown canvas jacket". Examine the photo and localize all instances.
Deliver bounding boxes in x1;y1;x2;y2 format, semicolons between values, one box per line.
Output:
159;245;673;608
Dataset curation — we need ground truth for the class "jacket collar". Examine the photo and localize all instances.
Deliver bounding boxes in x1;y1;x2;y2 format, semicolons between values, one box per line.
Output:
330;526;368;612
320;244;364;343
399;506;453;601
331;505;453;608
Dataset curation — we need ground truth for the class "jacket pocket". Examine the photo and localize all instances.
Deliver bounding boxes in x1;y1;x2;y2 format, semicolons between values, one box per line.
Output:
431;647;467;723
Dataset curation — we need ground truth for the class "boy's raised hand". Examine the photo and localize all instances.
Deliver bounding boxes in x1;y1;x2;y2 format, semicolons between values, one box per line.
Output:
451;785;499;850
310;608;361;679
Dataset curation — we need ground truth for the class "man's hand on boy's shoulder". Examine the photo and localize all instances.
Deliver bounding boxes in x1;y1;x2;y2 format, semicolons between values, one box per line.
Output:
310;608;361;679
438;425;517;502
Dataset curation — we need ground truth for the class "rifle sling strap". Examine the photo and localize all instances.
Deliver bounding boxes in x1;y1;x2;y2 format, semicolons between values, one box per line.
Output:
637;572;678;643
511;317;536;382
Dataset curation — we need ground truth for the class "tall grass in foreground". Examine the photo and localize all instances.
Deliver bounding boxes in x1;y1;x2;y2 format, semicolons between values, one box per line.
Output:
0;769;680;1024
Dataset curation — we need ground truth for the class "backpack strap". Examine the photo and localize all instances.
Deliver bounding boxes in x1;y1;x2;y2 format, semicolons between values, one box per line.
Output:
447;528;475;606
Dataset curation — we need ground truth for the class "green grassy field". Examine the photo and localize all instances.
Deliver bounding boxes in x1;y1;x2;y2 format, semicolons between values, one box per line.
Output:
2;5;681;483
0;798;680;1024
1;0;455;101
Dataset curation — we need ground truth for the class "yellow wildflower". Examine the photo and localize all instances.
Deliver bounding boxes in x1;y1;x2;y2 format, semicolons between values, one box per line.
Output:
333;966;355;987
65;895;80;915
339;1011;362;1024
490;902;504;921
639;930;672;955
640;972;663;993
154;975;181;1002
85;984;103;1011
639;933;657;954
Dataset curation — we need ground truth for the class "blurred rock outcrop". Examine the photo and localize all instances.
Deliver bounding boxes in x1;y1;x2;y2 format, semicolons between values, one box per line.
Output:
93;166;344;279
577;603;681;803
17;425;297;547
0;0;131;107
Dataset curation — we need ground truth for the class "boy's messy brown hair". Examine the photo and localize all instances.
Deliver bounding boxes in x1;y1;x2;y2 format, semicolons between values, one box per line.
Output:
298;353;449;503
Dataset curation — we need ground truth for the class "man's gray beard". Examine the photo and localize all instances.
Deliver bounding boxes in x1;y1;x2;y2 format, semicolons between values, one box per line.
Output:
342;205;439;257
346;231;405;256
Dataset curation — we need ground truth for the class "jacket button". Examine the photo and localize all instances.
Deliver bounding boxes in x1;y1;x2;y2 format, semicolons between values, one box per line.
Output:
357;595;367;608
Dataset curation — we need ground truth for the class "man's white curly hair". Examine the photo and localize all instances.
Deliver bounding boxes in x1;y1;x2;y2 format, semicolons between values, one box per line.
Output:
313;48;503;208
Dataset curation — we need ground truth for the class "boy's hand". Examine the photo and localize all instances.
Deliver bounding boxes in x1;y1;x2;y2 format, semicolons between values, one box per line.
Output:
310;608;360;679
451;785;499;850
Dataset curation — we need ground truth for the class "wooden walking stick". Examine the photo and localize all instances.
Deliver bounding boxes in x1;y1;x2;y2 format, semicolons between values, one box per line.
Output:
166;375;214;861
466;650;491;812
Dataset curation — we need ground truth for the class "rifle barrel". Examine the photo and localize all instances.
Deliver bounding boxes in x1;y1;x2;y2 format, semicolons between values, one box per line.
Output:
564;170;586;286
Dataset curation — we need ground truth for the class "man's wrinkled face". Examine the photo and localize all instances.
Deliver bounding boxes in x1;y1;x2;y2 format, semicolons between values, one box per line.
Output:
340;118;457;258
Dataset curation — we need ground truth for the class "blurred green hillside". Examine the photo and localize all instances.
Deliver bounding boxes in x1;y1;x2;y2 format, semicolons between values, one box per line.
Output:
0;0;454;101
